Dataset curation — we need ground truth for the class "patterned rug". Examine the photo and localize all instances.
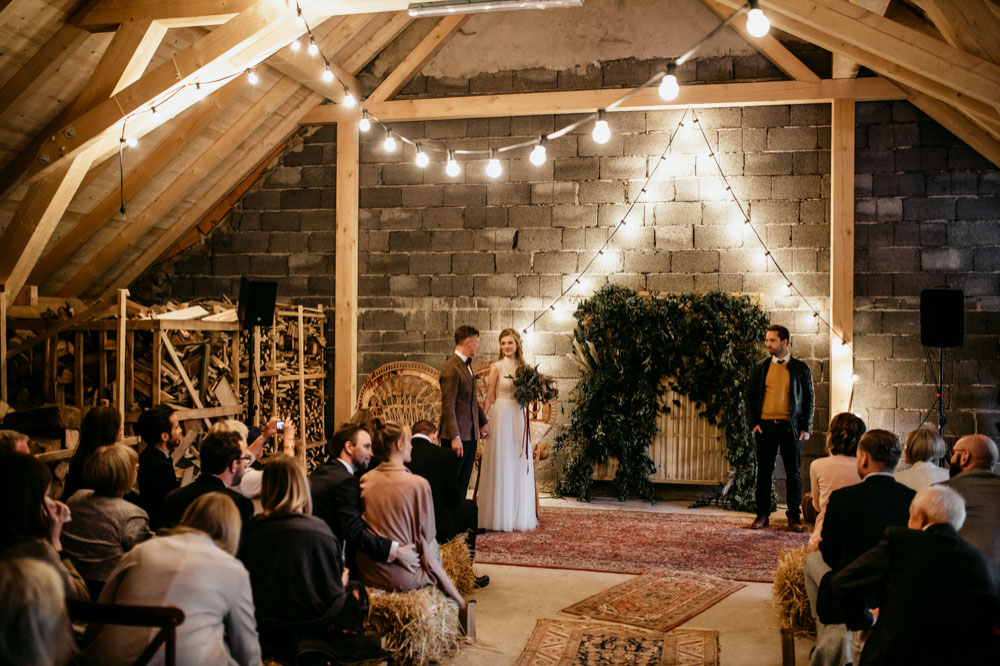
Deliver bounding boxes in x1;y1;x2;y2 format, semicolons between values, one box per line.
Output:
477;507;808;582
560;568;745;633
513;619;719;665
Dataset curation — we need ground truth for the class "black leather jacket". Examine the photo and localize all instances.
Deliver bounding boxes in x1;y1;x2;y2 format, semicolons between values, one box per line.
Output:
746;356;814;437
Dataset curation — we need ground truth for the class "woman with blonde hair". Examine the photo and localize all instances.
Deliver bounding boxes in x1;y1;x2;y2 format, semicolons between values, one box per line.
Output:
479;327;537;531
894;427;949;490
358;420;466;609
239;456;377;661
0;557;75;666
84;492;260;666
60;445;152;599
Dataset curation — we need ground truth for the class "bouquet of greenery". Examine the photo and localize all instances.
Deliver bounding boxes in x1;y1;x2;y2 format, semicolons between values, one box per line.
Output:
511;363;559;409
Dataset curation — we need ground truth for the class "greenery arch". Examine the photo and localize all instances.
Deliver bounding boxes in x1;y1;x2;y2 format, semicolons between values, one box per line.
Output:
554;285;770;512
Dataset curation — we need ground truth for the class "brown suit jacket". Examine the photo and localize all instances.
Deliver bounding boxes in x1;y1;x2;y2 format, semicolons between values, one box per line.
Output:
439;353;488;441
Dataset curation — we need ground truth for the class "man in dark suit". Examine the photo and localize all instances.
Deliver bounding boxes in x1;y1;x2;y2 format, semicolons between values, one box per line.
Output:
159;431;254;528
310;423;420;577
406;419;488;588
804;429;915;666
440;325;489;500
135;405;182;529
832;486;1000;665
745;324;814;531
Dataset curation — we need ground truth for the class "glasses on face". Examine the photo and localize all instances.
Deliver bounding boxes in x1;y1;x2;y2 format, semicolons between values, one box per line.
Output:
241;455;253;463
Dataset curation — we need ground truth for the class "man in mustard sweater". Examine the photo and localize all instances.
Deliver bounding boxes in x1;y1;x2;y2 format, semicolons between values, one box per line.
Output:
746;324;814;531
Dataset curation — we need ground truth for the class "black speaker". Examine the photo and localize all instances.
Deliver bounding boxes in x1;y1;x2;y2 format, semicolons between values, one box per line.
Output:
238;277;277;328
920;289;964;347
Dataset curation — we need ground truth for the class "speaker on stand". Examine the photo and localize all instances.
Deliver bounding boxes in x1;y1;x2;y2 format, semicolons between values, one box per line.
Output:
238;278;278;427
920;289;964;436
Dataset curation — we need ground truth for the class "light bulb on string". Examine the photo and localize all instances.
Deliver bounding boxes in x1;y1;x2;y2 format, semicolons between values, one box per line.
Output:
125;137;138;148
592;110;611;144
296;5;306;26
414;144;429;168
194;82;207;100
308;36;319;56
746;2;770;38
342;90;356;108
358;110;371;132
321;64;334;83
383;130;397;153
247;69;258;85
529;137;547;166
290;39;301;52
851;373;860;383
446;151;460;177
486;149;502;179
658;68;679;101
782;282;792;295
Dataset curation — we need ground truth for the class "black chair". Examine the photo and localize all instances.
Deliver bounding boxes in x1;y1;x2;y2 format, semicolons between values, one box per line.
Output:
67;600;185;666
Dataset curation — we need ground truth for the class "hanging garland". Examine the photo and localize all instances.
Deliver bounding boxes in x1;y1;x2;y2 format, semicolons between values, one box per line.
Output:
554;284;770;511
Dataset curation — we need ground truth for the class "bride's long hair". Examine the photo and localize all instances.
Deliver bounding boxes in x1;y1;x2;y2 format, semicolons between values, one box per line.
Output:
495;328;526;367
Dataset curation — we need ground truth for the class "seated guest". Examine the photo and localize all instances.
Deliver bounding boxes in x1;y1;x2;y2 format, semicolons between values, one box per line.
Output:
0;428;30;454
240;456;377;662
159;432;254;528
406;419;488;588
943;434;1000;562
212;417;295;499
833;487;1000;665
64;405;123;499
893;427;948;491
0;557;75;666
61;445;153;599
804;429;915;666
84;493;261;666
135;405;182;529
310;423;420;576
806;412;866;551
0;452;86;601
358;420;466;609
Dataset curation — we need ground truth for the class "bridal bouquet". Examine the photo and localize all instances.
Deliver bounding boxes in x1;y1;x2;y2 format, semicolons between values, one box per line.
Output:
511;363;559;409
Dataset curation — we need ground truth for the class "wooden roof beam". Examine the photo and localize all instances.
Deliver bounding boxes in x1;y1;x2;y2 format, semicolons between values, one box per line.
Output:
700;0;820;83
268;14;371;103
831;0;891;79
913;0;1000;65
75;0;258;30
341;12;413;75
95;91;325;299
367;14;469;104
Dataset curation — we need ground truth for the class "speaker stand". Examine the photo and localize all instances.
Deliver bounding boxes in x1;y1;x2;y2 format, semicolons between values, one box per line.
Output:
936;347;947;436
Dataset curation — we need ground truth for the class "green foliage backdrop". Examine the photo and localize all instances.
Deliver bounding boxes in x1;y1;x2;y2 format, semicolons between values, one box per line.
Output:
554;285;769;511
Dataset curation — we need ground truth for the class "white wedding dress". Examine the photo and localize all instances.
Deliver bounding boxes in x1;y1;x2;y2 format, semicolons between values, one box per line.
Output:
478;358;538;532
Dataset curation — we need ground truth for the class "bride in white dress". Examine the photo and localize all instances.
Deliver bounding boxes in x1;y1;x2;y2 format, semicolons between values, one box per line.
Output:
478;328;538;532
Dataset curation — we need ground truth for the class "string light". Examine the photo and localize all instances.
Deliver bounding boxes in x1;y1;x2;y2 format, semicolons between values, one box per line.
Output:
194;82;207;101
124;137;137;148
592;110;611;144
308;36;319;56
746;1;771;38
415;144;429;168
296;4;306;26
358;110;371;132
658;66;679;101
321;64;334;83
342;90;356;108
383;130;397;152
486;149;502;178
446;151;460;177
246;69;258;85
529;137;547;166
290;39;301;52
782;282;792;295
851;373;860;383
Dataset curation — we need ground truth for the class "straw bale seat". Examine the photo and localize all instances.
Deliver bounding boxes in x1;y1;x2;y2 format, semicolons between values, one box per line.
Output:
365;586;461;666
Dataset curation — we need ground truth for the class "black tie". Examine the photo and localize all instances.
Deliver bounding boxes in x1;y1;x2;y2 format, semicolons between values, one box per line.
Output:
465;358;472;368
777;359;786;364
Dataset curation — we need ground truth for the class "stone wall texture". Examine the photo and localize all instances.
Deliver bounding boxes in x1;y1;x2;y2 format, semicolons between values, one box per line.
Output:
134;54;1000;493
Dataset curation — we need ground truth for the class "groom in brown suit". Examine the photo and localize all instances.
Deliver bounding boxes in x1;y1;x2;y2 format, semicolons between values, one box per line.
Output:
440;325;489;499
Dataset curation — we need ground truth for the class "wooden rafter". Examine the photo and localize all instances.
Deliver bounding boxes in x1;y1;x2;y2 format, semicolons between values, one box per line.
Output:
341;12;413;75
831;0;891;79
367;14;469;104
30;78;246;288
304;77;904;124
0;2;302;198
268;14;371;103
700;0;820;83
76;0;259;29
903;85;1000;167
56;78;303;297
914;0;1000;65
96;91;325;299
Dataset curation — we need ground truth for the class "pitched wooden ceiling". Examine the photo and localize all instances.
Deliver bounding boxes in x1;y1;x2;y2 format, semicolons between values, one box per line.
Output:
0;0;997;304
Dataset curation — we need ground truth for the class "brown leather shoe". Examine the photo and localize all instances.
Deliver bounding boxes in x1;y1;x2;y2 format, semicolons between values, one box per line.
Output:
788;518;805;533
750;517;769;530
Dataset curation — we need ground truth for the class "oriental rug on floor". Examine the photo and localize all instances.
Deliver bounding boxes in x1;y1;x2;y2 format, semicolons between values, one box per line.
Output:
513;619;719;666
560;568;745;633
476;507;808;582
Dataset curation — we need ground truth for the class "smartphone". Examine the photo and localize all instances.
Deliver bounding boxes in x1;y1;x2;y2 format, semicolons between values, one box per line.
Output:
276;420;284;432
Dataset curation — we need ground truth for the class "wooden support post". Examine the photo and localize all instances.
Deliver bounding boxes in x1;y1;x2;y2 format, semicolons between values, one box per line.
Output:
74;331;84;407
98;331;108;405
152;326;162;407
126;330;135;414
334;121;359;427
117;290;128;421
270;319;278;423
159;331;212;428
0;290;6;403
298;305;307;461
231;331;240;415
830;99;855;415
253;328;261;426
199;341;211;406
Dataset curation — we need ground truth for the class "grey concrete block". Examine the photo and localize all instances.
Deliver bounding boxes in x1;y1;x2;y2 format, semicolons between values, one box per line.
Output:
508;205;552;227
389;275;431;296
552;205;598;227
672;250;720;273
431;230;474;251
767;127;818;151
474;274;518;296
554;158;599;181
508;157;554;183
956;197;1000;220
280;189;321;210
260;211;300;231
289;253;332;275
694;226;742;249
487;182;531;205
366;252;409;275
532;251;579;274
452;252;495;274
745;152;793;176
283;145;324;166
360;187;402;208
513;67;558;91
792;225;830;248
868;248;919;272
307;231;337;252
389;231;431;251
653;202;701;225
514;228;561;249
623;133;671;157
213;255;250;275
599;203;644;228
744;106;790;128
578;134;624;157
264;167;301;189
729;176;773;200
647;272;695;292
382;163;424;185
495;251;532;274
579;180;626;204
299;210;332;231
531;182;578;205
420;207;462;229
408;252;450;275
947;220;999;246
302;166;336;189
401;185;444;207
903;197;956;222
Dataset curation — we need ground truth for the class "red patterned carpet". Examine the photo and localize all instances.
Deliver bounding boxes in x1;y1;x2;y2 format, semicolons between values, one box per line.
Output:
560;568;745;633
476;507;808;582
513;619;719;666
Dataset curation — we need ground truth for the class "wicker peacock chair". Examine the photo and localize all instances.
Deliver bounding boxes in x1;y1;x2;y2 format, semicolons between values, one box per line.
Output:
356;361;443;427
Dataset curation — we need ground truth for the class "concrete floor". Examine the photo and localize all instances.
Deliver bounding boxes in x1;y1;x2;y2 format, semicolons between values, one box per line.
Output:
445;496;815;665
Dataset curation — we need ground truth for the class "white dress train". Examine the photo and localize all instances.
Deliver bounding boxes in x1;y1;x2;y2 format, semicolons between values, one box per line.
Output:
478;358;538;532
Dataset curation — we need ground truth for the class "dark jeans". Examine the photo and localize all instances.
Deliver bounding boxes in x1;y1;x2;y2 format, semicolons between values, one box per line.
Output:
455;437;478;501
754;420;802;521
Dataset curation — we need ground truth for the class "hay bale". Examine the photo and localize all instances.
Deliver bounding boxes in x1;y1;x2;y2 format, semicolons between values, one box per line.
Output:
772;546;816;636
439;533;476;596
367;586;461;665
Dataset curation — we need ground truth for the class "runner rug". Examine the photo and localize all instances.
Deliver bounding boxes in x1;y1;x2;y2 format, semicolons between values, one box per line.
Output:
560;568;745;633
513;619;719;666
476;507;808;582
